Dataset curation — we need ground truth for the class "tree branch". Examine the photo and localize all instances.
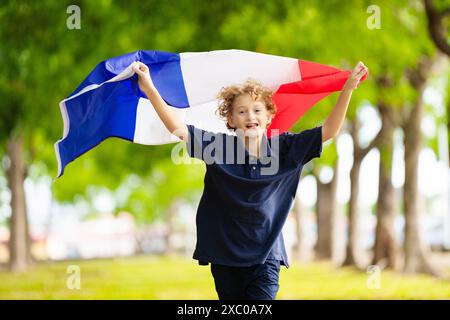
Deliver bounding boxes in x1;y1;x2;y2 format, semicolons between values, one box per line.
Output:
423;0;450;56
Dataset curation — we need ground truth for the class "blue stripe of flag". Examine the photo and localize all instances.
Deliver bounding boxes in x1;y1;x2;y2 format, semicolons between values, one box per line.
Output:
56;50;189;177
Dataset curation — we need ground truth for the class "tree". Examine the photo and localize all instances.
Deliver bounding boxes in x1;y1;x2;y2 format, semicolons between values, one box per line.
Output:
402;56;443;276
343;114;382;267
423;0;450;163
424;0;450;56
313;159;339;260
372;96;401;269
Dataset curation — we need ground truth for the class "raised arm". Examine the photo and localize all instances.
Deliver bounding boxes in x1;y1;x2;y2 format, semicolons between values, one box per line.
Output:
133;62;189;142
322;61;368;142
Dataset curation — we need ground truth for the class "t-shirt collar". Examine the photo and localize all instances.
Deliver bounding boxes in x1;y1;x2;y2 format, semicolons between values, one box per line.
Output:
235;133;273;163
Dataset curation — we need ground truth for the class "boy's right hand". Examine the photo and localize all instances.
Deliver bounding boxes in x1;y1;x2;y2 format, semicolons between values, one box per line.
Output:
133;62;155;93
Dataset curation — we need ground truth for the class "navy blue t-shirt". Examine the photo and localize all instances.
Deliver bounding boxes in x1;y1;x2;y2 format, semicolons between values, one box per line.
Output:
186;124;322;268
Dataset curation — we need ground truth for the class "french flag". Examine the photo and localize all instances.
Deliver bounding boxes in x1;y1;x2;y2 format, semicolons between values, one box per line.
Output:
55;49;366;178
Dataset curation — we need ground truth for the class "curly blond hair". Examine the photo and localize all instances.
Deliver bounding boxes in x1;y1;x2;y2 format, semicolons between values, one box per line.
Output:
216;79;277;131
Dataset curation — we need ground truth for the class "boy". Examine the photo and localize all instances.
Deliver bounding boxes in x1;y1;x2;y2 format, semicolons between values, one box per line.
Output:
133;61;368;300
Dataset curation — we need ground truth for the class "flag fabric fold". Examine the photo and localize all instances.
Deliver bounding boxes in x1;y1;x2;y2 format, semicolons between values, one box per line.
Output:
54;49;367;178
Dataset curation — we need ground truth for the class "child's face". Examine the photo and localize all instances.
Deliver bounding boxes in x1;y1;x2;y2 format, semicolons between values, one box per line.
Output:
228;94;273;138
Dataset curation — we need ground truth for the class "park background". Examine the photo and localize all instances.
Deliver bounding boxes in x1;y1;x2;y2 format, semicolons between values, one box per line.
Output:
0;0;450;299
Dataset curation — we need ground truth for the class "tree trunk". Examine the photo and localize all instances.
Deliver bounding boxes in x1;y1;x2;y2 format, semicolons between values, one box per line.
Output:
342;117;383;268
292;195;307;261
372;104;398;269
6;133;30;272
423;0;450;57
403;97;437;275
342;119;363;267
24;209;33;265
163;199;180;255
402;57;440;276
315;163;338;260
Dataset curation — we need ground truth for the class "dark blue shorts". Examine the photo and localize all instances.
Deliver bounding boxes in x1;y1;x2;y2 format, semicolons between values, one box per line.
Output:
210;259;281;300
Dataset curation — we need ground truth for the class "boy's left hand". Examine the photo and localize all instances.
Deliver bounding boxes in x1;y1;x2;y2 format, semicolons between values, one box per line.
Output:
343;61;368;91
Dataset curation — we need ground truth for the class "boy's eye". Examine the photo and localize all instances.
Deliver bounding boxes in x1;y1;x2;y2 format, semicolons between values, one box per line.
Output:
239;111;244;114
255;109;260;112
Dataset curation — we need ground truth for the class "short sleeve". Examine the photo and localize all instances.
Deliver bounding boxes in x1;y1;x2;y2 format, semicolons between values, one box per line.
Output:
283;126;323;165
186;124;224;163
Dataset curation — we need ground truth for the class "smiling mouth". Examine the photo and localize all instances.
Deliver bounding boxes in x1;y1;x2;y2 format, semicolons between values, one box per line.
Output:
246;123;259;129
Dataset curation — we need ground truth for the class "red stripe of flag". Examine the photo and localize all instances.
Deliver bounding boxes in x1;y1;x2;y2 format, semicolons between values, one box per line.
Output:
268;59;368;137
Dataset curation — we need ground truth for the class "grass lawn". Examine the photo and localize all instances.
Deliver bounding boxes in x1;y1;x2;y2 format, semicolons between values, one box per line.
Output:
0;255;450;299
